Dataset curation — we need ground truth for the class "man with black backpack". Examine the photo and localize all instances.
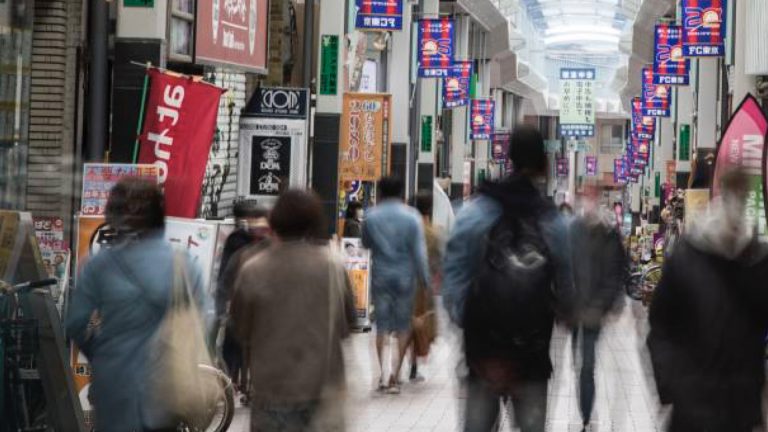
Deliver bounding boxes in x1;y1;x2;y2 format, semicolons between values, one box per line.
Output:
443;125;573;432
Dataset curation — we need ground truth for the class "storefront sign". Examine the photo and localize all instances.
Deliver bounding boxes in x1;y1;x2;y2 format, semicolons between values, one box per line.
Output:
248;87;308;118
195;0;269;72
420;115;432;152
654;23;690;85
642;68;671;117
559;68;596;137
417;18;455;77
679;124;691;161
355;0;403;30
339;93;391;181
443;61;472;108
712;95;767;234
682;0;726;57
81;163;159;216
469;99;494;140
124;0;154;6
585;156;598;177
138;69;225;218
320;35;339;95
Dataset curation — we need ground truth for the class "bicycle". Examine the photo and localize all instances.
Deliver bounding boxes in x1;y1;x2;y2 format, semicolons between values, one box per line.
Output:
625;261;662;306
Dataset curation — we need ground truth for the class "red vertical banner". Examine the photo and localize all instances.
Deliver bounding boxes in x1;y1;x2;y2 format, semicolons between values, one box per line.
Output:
138;69;225;218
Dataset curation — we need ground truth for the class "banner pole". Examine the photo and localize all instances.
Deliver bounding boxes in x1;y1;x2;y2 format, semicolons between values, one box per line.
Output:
133;62;151;163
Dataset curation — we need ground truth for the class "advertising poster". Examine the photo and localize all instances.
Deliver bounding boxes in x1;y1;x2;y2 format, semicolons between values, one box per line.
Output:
418;18;455;77
682;0;726;57
195;0;269;72
339;93;392;181
654;23;690;85
559;68;596;137
492;132;510;163
341;237;371;327
470;99;495;140
712;95;767;235
164;218;220;294
81;164;159;216
632;97;656;140
355;0;403;31
138;69;224;218
556;157;569;178
585;156;598;177
443;61;472;109
33;216;65;251
614;158;627;184
642;68;671;117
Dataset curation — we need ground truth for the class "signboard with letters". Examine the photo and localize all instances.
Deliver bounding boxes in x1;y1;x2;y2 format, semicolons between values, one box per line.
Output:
320;35;339;95
470;99;494;140
654;23;690;85
339;93;392;181
443;61;472;109
355;0;403;31
195;0;269;72
81;163;159;216
559;68;596;137
417;18;455;78
642;68;671;117
585;156;598;177
247;87;308;118
632;97;656;140
341;237;372;328
682;0;726;57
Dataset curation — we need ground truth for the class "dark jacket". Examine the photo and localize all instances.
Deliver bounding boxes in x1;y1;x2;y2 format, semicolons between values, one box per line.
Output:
648;236;768;431
342;218;362;238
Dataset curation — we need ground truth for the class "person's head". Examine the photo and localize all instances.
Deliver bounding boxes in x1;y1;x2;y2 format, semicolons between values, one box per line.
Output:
378;176;404;201
269;189;326;241
719;169;750;226
345;200;363;221
233;199;270;233
508;125;547;177
558;202;573;216
415;192;433;221
106;177;165;235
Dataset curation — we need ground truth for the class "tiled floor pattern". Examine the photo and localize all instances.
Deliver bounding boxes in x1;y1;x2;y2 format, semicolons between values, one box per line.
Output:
229;298;664;431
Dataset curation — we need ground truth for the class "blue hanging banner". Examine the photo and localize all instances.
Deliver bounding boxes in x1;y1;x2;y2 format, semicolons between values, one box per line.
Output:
355;0;403;31
654;23;690;85
681;0;726;57
418;18;455;78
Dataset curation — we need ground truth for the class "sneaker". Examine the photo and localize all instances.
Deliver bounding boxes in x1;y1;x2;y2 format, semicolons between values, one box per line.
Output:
386;376;402;394
376;379;388;393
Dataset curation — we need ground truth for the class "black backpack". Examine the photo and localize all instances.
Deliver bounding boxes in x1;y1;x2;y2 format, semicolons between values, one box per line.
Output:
463;206;557;387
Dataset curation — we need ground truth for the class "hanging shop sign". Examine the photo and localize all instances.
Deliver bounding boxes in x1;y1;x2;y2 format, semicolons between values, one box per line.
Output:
712;94;767;235
614;158;627;184
469;99;495;140
339;93;392;181
195;0;269;73
642;68;671;117
247;87;308;118
137;69;225;218
443;61;472;109
355;0;403;31
492;132;510;163
420;115;433;152
681;0;726;57
585;156;598;177
559;68;596;137
654;23;690;85
417;18;455;78
320;35;340;95
632;97;656;140
556;157;569;178
81;163;159;216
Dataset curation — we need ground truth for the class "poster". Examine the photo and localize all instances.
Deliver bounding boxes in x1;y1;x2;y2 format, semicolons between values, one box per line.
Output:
339;93;392;181
355;0;403;30
492;132;510;163
33;216;65;251
614;158;627;184
559;68;596;137
642;68;671;117
712;95;767;234
81;163;159;216
632;97;656;140
585;156;598;177
417;18;454;77
341;237;371;327
682;0;726;57
195;0;269;72
443;61;472;109
654;23;690;85
137;69;225;218
470;99;494;140
556;158;569;178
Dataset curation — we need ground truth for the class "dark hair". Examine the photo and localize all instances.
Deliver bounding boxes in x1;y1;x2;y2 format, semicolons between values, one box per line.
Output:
720;169;750;197
345;200;363;220
378;176;403;200
233;199;268;220
508;125;546;175
415;192;433;217
269;189;326;240
106;177;165;233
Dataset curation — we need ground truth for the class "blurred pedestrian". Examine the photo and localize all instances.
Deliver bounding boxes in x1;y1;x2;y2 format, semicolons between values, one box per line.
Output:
568;194;627;431
443;125;573;432
342;200;364;238
231;190;355;432
362;176;430;394
66;178;206;432
648;169;768;432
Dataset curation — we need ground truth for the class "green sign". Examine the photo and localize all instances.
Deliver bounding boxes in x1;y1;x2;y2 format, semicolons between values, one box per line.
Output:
420;115;433;152
320;35;339;96
124;0;153;6
679;124;690;161
654;172;661;198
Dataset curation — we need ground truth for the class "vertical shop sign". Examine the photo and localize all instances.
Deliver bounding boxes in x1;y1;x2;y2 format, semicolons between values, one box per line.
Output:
559;68;596;137
418;18;455;77
712;95;768;234
420;115;433;152
655;172;661;197
137;69;225;218
556;158;569;178
320;35;339;95
81;164;159;216
339;93;392;181
195;0;269;72
585;156;598;177
679;124;691;161
642;68;671;117
682;0;726;57
667;160;677;187
355;0;403;30
654;23;690;85
340;238;372;326
470;99;494;140
443;61;472;108
614;158;627;184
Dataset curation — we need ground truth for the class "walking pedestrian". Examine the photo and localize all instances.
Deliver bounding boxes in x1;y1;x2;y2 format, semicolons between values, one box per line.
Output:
648;169;768;432
231;190;355;432
66;178;206;432
362;176;431;394
443;125;573;432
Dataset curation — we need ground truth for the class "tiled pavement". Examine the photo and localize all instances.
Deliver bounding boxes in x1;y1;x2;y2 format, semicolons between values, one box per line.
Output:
229;298;665;431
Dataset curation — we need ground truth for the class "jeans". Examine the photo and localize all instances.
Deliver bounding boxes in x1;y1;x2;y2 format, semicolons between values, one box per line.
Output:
572;325;600;426
464;372;548;432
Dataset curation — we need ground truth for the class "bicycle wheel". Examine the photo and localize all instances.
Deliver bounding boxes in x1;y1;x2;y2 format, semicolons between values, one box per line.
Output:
640;266;663;306
184;365;236;432
625;273;644;301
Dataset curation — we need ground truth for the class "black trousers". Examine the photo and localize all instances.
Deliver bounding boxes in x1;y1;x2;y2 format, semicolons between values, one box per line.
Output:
463;371;548;432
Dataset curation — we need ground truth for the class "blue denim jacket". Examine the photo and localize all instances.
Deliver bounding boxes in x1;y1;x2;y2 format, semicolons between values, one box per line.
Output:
442;195;573;325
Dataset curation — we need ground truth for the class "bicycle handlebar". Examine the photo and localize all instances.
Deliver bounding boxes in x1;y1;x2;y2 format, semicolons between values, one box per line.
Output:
1;278;58;295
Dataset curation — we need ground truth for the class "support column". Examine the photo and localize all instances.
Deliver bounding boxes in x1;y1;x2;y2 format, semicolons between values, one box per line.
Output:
415;0;439;197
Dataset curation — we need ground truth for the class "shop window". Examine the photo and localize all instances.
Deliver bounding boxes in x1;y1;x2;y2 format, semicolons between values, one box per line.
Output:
600;124;623;154
169;0;194;61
